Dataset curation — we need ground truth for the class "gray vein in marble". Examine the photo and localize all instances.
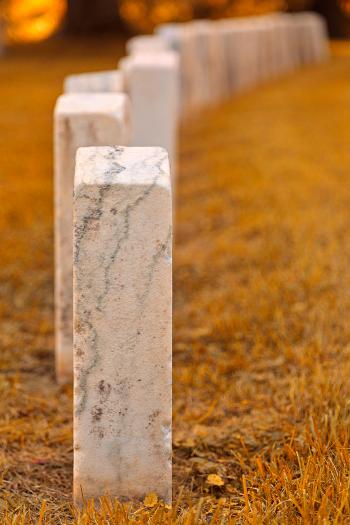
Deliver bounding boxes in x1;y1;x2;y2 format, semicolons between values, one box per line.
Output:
96;177;159;313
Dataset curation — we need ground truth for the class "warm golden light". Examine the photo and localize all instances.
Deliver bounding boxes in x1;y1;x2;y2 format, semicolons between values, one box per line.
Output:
339;0;350;15
3;0;67;43
120;0;193;33
222;0;285;17
119;0;286;33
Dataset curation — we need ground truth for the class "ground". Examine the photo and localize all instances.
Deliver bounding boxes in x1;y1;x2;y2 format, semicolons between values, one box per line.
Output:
1;38;350;523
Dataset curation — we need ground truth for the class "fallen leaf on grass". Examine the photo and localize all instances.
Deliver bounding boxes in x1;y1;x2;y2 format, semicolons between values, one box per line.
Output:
143;492;158;508
206;474;225;487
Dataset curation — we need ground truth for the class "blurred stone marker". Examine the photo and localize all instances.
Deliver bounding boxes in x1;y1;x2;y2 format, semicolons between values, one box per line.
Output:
64;70;124;93
272;14;299;74
251;16;277;83
154;12;329;111
54;93;130;383
73;145;172;504
121;51;179;171
294;12;329;65
156;23;203;114
126;34;170;55
262;15;284;78
234;20;261;90
310;13;330;62
219;19;260;94
183;21;212;108
189;20;227;106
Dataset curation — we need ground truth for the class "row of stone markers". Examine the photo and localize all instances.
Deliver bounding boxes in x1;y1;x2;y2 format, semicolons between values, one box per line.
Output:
55;103;173;504
54;99;172;503
155;12;329;113
54;10;329;506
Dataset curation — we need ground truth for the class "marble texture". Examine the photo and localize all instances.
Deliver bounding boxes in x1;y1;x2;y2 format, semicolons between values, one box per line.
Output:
73;146;172;504
64;70;124;93
121;52;179;171
54;94;130;383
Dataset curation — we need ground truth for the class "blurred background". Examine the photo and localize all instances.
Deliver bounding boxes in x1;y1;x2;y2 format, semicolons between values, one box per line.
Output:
0;0;349;46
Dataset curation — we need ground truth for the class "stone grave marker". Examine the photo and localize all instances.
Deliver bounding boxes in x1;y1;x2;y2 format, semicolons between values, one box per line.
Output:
54;93;130;383
73;145;172;504
120;52;179;171
64;70;124;93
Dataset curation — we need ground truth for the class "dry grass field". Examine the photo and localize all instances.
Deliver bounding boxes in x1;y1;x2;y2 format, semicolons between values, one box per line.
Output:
1;38;350;523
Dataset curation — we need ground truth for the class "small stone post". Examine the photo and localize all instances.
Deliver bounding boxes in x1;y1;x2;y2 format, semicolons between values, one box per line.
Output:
121;52;179;171
64;70;125;93
73;146;172;504
54;93;130;383
126;35;169;55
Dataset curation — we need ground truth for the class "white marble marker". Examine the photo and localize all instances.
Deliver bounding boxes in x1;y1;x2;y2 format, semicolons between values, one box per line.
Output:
121;52;179;171
188;20;226;107
73;146;172;504
126;35;169;55
144;24;193;112
64;70;124;93
54;94;130;384
294;12;329;65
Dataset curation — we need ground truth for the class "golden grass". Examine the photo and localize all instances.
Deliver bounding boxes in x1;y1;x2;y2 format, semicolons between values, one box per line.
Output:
1;39;350;523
